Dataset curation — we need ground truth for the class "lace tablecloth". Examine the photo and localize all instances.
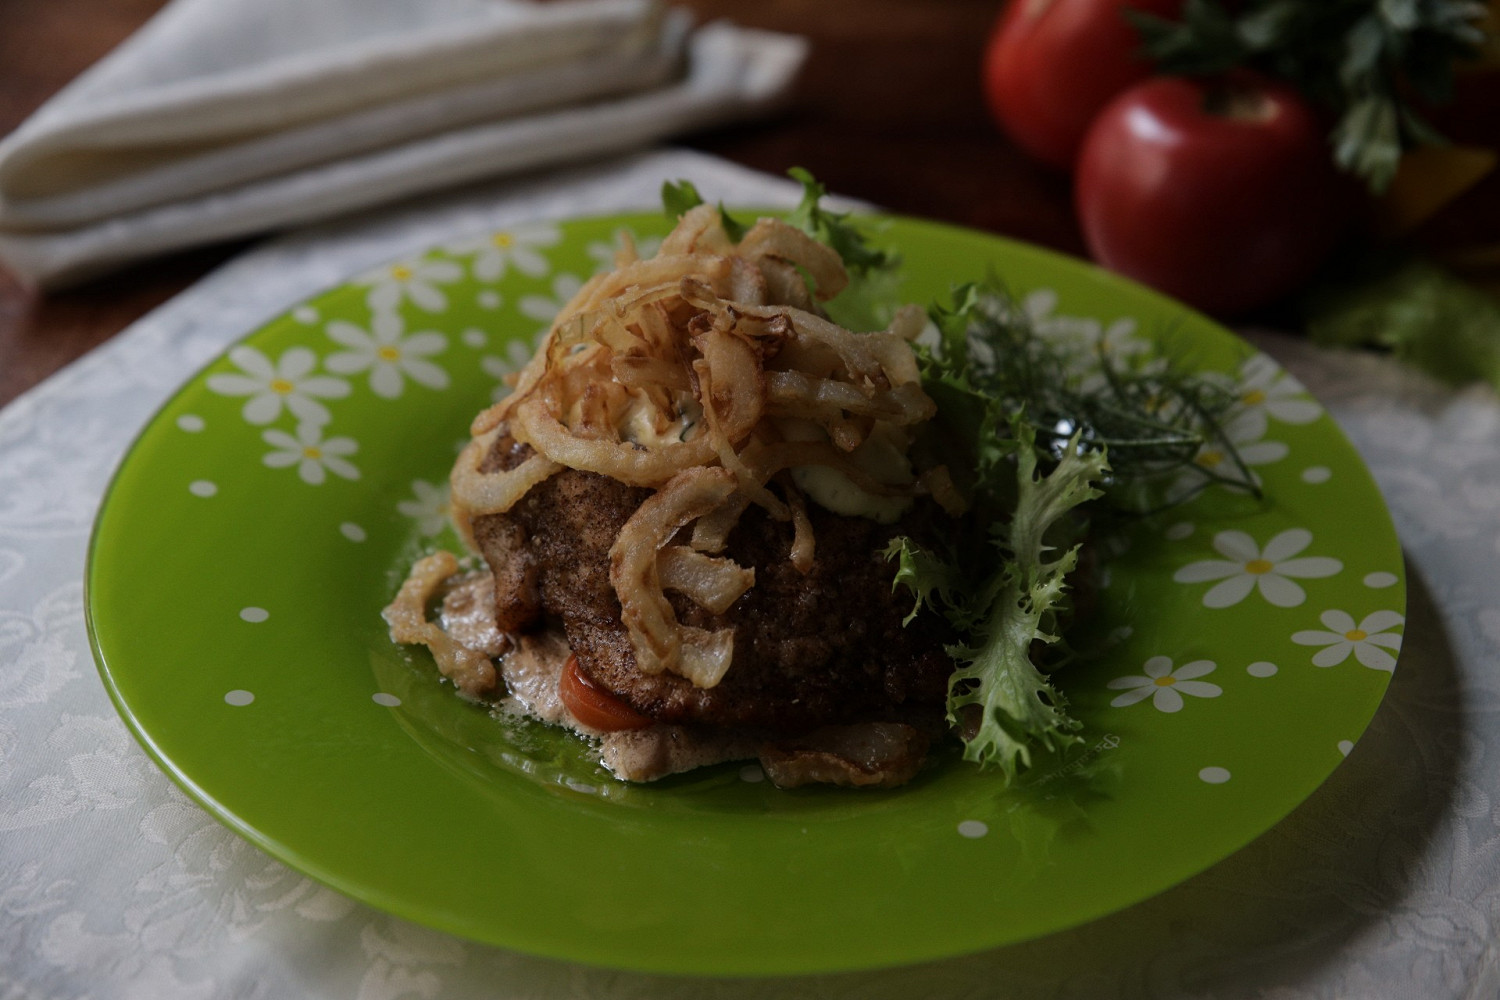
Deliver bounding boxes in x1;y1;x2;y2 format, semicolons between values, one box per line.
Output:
2;149;1496;999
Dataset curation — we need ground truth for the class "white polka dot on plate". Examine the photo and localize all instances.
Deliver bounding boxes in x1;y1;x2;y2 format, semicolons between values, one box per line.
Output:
372;692;401;707
1338;740;1354;757
1247;661;1278;678
1302;466;1332;484
462;329;487;348
176;414;205;432
239;607;269;623
957;820;989;839
340;522;367;542
1199;766;1231;784
224;690;255;706
188;480;217;498
1165;522;1194;541
739;764;765;783
1363;571;1398;589
477;291;501;309
292;306;319;324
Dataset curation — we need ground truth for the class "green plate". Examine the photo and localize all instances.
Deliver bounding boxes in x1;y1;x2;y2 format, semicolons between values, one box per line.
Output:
87;213;1404;975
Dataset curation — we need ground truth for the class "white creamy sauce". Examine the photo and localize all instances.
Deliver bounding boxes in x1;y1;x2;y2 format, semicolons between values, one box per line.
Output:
620;396;702;447
493;629;573;725
779;417;915;523
438;573;509;658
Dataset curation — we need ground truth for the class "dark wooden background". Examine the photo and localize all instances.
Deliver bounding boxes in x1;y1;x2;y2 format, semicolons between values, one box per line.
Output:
2;0;1496;409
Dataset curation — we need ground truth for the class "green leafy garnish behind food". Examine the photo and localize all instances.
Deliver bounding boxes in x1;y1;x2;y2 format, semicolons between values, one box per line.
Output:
660;178;705;221
783;167;897;277
660;178;747;241
662;169;900;331
662;169;898;275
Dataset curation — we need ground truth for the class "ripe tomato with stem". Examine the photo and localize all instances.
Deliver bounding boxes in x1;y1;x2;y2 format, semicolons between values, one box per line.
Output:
1075;71;1352;316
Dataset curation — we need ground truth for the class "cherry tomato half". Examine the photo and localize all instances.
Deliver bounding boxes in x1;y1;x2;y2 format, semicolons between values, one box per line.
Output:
558;653;653;731
983;0;1183;170
1075;72;1350;316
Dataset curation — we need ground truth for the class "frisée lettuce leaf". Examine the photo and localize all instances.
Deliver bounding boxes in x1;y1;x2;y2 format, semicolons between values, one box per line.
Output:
888;423;1105;778
887;283;1112;779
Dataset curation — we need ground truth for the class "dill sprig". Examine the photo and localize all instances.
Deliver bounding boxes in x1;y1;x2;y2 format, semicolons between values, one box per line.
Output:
921;279;1257;513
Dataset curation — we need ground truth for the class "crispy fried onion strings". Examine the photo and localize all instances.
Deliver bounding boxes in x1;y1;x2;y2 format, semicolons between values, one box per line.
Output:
444;208;947;688
610;467;742;687
658;544;757;615
383;551;496;699
449;424;562;550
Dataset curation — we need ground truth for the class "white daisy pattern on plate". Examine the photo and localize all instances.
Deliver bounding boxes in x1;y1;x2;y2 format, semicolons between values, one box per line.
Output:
586;230;663;272
1230;353;1322;439
261;422;360;485
1023;288;1150;360
206;345;350;426
1081;316;1152;368
1107;656;1222;712
325;312;449;399
1174;528;1342;608
1019;288;1169;396
450;223;561;281
1291;609;1405;671
1175;409;1290;496
397;479;449;536
1021;287;1103;345
520;273;585;332
356;257;464;313
1072;317;1167;393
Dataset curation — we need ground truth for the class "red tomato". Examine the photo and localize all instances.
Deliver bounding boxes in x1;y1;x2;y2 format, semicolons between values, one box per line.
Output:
558;653;653;731
1075;73;1350;316
983;0;1184;169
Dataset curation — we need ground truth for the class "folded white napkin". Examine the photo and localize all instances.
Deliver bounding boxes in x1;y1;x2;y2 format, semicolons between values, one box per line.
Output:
0;0;806;289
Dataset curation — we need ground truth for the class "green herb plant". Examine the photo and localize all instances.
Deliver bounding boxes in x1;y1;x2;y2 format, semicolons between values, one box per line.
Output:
1130;0;1489;192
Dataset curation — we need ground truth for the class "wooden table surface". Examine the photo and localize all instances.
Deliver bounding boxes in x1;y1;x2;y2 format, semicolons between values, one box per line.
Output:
2;0;1496;410
0;0;1084;409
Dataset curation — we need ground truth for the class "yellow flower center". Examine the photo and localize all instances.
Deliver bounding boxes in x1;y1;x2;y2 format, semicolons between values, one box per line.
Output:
1241;388;1267;406
1154;676;1177;687
302;446;322;460
1244;559;1274;575
269;378;294;395
390;265;413;280
1344;629;1368;641
1196;449;1224;468
491;232;515;248
377;346;401;362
